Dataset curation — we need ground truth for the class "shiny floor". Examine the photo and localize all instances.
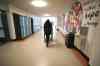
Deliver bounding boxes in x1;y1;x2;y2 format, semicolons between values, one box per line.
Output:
0;32;87;66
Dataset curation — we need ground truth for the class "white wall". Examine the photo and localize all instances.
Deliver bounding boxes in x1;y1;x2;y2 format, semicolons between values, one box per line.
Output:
88;15;100;66
7;11;16;40
57;16;64;29
9;5;34;16
80;0;100;65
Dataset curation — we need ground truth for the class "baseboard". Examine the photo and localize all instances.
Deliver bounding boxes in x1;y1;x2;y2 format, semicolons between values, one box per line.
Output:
74;46;89;62
13;33;35;41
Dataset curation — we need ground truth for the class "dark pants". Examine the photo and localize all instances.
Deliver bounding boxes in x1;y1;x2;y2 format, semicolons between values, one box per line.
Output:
44;33;50;47
44;32;53;41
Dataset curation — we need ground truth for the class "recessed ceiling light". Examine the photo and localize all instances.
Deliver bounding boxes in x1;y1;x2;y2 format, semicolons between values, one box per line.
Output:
31;0;47;7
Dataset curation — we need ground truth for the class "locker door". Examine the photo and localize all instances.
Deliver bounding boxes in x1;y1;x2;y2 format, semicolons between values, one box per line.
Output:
28;17;32;35
26;17;29;36
19;16;25;38
1;11;10;40
19;16;23;37
31;17;34;33
23;16;26;37
27;17;30;35
0;13;5;38
24;16;28;37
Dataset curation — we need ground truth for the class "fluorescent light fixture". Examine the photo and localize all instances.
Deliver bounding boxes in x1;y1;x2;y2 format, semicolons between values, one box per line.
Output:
44;14;51;16
31;0;47;7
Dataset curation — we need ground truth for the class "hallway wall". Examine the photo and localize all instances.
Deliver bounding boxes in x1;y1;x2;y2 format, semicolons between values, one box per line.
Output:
57;16;64;28
88;15;100;66
7;11;16;40
0;3;34;40
9;5;34;16
80;0;100;65
7;5;34;40
57;16;65;35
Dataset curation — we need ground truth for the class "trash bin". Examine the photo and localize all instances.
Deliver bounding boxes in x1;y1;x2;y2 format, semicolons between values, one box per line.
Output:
66;32;75;48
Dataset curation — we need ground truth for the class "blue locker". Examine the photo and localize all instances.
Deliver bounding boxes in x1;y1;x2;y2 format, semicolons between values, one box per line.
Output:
0;15;5;38
26;16;29;36
19;16;23;37
19;16;26;38
27;17;30;35
29;17;32;35
24;16;28;36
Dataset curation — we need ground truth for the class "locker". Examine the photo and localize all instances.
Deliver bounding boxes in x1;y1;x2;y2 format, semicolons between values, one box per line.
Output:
0;10;10;42
13;13;33;40
31;17;34;33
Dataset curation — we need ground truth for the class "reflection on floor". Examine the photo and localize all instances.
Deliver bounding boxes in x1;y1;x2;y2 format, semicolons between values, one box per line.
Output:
0;32;88;66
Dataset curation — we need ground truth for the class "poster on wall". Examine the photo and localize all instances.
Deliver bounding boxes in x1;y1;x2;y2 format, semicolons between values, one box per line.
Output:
64;1;82;33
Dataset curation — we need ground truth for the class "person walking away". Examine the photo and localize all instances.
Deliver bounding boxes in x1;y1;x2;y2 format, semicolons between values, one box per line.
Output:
44;19;52;47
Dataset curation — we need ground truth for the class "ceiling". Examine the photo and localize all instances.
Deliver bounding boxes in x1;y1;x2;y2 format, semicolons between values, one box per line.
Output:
9;0;73;16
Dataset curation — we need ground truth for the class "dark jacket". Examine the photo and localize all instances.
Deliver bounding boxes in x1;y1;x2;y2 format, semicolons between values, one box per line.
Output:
44;20;52;35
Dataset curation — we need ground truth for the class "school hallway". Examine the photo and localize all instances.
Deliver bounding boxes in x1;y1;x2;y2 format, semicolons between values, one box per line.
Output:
0;32;87;66
1;0;100;66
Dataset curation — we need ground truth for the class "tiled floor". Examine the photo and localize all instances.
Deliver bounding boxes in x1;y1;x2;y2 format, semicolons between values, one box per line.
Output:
0;32;87;66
